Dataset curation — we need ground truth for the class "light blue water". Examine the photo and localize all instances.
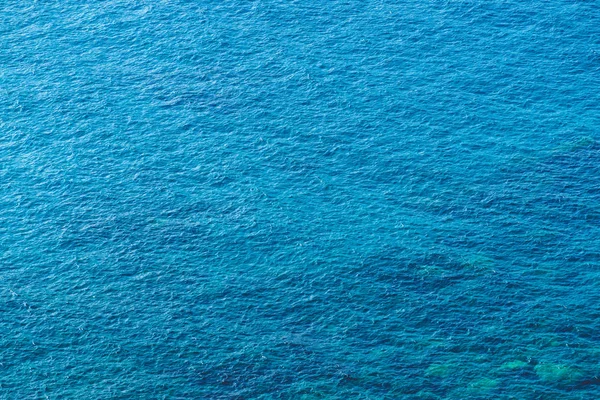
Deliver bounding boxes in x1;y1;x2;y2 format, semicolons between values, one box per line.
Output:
1;1;600;398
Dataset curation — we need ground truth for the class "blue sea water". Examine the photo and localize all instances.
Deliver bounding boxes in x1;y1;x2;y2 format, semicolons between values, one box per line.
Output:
1;0;600;398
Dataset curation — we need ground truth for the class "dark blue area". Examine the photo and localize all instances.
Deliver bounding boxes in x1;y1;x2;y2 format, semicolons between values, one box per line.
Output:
1;0;599;398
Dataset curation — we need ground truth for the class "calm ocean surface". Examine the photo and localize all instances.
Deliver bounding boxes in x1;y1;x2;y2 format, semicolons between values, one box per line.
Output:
1;1;600;398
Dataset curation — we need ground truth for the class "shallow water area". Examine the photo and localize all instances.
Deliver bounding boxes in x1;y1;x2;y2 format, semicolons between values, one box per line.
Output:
1;0;599;398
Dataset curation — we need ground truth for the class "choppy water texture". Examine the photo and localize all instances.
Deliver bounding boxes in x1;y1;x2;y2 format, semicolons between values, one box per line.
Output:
1;1;600;398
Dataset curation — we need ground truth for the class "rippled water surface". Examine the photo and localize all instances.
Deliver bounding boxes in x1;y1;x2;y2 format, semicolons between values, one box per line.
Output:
1;1;600;398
